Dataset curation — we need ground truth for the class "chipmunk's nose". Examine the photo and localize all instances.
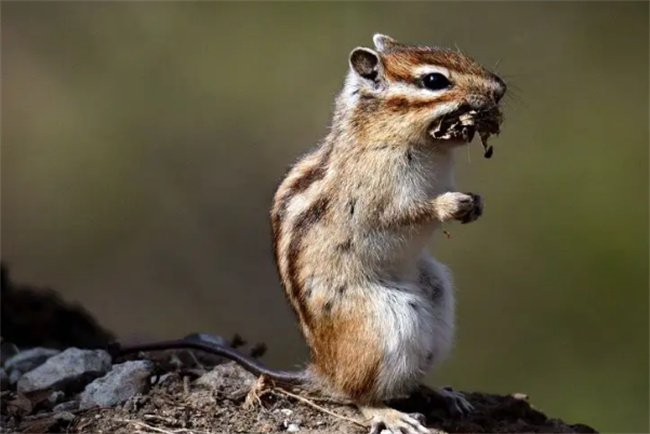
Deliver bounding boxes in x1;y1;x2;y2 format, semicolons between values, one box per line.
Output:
492;75;507;102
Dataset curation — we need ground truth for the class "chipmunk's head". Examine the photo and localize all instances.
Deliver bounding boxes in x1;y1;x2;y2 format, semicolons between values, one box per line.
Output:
342;34;506;151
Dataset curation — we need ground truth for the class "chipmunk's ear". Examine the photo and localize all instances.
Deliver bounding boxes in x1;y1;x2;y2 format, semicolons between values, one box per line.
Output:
349;47;381;81
373;33;399;52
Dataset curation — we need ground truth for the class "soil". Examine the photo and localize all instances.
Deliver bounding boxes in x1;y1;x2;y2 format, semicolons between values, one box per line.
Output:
0;264;599;434
0;355;600;434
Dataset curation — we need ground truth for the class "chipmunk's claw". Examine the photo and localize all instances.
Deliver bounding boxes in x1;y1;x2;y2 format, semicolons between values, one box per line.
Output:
364;407;433;434
439;386;474;417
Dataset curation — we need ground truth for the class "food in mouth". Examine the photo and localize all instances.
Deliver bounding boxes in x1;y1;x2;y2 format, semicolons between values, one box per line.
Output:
430;107;502;159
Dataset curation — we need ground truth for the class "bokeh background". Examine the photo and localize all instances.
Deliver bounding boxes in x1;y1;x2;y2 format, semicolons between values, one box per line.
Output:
2;2;648;432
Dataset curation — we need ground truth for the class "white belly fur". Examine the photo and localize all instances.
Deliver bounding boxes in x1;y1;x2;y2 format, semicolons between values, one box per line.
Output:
368;254;456;400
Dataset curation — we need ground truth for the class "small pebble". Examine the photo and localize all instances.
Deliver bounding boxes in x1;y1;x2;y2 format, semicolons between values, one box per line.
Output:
53;411;75;422
151;372;173;385
53;400;79;413
286;423;300;432
49;390;66;405
512;392;529;401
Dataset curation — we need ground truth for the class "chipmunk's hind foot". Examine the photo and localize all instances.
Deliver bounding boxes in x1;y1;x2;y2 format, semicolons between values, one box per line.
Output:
362;406;441;434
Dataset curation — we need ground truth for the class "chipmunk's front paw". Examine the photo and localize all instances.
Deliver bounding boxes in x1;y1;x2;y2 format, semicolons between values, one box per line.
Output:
433;192;483;224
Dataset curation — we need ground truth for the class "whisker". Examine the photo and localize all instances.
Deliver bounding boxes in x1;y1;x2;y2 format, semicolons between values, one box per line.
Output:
493;58;503;73
499;72;536;80
505;92;528;111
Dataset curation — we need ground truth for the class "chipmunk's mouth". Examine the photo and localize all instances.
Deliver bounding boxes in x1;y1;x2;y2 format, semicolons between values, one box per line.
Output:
429;105;502;158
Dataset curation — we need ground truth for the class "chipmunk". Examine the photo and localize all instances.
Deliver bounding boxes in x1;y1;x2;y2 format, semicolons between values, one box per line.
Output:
113;34;505;434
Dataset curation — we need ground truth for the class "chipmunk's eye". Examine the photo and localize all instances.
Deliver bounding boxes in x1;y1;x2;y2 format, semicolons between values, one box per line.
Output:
422;73;451;91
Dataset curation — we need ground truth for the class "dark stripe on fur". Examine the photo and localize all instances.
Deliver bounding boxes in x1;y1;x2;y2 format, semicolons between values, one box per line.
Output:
286;196;330;329
271;144;333;292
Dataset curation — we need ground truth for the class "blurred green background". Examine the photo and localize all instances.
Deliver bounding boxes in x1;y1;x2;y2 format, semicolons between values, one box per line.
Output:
2;2;648;432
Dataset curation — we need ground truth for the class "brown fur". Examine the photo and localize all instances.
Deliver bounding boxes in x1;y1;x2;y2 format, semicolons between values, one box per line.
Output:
310;297;382;402
271;34;505;410
382;47;489;82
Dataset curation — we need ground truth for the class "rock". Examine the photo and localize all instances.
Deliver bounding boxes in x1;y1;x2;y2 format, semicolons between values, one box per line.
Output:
53;411;75;422
286;423;300;432
53;400;79;412
195;362;255;390
17;348;111;394
276;408;293;417
512;392;529;401
49;390;66;406
3;348;60;374
79;360;153;409
151;372;173;385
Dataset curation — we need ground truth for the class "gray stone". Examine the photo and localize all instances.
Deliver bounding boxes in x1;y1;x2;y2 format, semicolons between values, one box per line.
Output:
4;348;60;374
49;390;66;406
53;411;75;422
53;400;79;413
151;372;173;385
79;360;153;409
195;362;255;390
282;419;301;432
17;348;111;394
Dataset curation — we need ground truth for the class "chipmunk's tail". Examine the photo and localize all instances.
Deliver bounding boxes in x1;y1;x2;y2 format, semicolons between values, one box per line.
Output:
108;334;306;385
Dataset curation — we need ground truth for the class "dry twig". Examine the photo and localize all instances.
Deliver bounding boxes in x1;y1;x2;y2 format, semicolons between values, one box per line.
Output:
274;388;366;428
183;375;190;395
112;418;209;434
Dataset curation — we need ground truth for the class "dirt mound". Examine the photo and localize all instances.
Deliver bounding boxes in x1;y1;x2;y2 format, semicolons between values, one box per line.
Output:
2;357;598;434
0;265;598;433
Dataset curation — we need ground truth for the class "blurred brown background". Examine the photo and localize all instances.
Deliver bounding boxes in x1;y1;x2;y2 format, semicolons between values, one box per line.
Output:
2;2;648;432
